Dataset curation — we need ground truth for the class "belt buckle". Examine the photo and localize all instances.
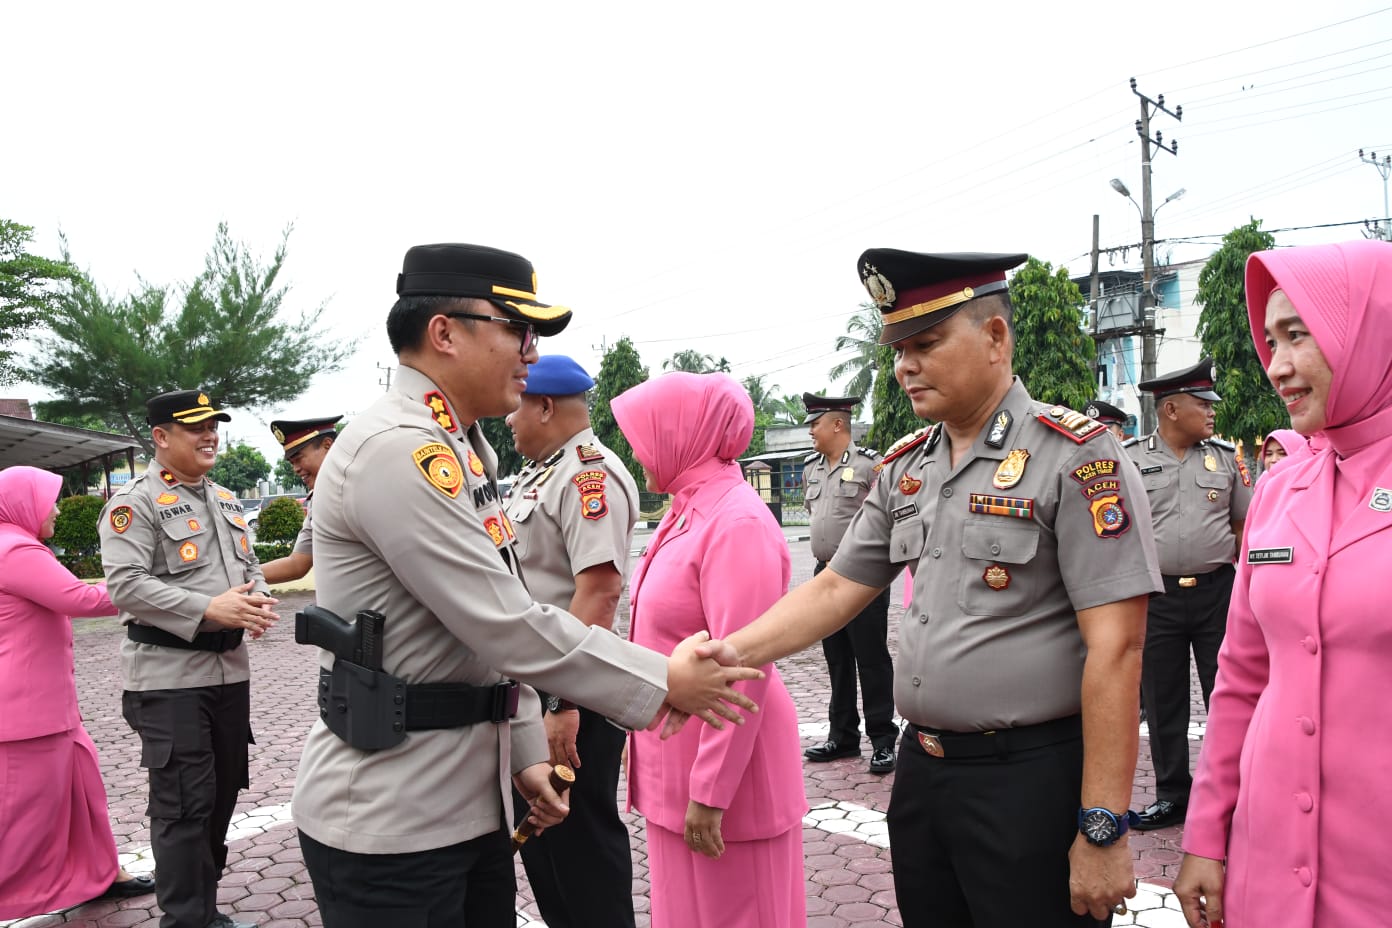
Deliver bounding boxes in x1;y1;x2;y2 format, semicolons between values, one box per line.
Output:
491;680;520;723
1178;576;1198;588
917;731;945;757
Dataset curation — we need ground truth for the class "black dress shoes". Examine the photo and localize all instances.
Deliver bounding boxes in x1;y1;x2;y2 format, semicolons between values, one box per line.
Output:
804;740;860;762
869;747;896;774
100;873;156;899
1134;799;1186;831
208;914;258;928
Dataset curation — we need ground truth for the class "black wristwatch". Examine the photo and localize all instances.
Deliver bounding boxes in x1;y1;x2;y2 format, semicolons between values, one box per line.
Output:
544;695;578;714
1077;807;1140;847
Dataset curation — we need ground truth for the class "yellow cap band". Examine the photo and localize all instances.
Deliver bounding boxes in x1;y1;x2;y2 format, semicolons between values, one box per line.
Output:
503;300;571;321
881;287;976;325
492;284;538;300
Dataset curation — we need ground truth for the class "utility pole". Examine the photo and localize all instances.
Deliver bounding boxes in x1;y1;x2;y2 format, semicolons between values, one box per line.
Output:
376;361;393;392
1132;77;1181;435
1089;214;1101;376
1358;148;1391;241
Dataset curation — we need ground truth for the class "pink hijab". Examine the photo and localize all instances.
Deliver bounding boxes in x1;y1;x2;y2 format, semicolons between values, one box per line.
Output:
1246;240;1392;455
0;465;63;548
1262;428;1306;460
610;373;754;497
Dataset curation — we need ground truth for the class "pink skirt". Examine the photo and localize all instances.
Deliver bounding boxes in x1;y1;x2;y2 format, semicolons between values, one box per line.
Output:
647;821;806;928
0;726;119;919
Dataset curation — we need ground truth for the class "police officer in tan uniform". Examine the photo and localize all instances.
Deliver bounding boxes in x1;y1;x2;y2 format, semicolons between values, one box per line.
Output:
1086;399;1130;442
100;390;279;928
1126;359;1252;831
800;393;897;774
260;415;340;584
704;250;1163;927
290;243;763;928
503;353;640;928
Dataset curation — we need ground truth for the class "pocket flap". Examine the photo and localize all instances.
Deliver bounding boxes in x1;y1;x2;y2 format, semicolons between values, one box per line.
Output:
140;736;173;770
962;519;1040;565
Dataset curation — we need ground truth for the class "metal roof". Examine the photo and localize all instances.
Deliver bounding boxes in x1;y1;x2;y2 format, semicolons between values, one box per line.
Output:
0;413;142;471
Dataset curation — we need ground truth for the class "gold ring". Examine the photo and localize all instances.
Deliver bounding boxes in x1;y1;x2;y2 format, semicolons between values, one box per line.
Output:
1114;902;1128;916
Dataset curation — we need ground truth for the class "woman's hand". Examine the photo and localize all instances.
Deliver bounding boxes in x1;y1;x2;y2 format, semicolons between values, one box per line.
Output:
684;800;725;859
1174;853;1225;928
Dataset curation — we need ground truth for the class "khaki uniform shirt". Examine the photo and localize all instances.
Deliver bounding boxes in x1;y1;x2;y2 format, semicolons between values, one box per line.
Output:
804;442;879;563
291;495;313;557
1125;433;1253;576
100;460;264;691
831;378;1163;731
505;427;639;612
291;365;667;855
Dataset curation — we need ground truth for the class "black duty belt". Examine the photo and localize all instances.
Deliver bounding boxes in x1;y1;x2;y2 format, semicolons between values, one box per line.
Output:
1162;563;1235;591
317;667;520;729
127;624;244;653
908;714;1082;760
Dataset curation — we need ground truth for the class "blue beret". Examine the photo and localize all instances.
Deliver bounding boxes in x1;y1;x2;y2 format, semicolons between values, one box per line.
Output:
524;355;595;396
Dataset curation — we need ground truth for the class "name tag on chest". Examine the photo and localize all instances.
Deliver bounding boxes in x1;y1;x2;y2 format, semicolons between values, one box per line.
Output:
1248;547;1293;565
1140;465;1163;475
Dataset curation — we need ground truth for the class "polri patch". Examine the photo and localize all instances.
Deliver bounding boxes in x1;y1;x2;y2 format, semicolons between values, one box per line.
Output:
412;443;464;499
465;448;486;478
1088;493;1131;538
891;503;918;522
109;506;133;534
1248;547;1293;564
573;470;609;520
969;493;1034;520
178;541;198;562
898;473;922;495
1370;487;1392;512
1071;460;1118;484
576;443;604;463
1081;479;1120;500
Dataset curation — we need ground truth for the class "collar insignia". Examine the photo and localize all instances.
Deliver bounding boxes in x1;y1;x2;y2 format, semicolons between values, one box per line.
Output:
985;409;1012;449
160;470;178;486
423;391;458;433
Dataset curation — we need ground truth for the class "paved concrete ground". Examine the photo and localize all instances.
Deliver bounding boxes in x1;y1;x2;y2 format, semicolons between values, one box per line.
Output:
6;533;1202;927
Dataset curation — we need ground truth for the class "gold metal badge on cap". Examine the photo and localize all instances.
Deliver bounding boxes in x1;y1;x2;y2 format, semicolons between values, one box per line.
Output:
197;393;210;406
272;426;286;443
993;449;1030;489
861;263;896;308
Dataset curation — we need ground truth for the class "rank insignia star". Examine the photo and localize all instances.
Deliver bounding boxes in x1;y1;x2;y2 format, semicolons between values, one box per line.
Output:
423;391;458;433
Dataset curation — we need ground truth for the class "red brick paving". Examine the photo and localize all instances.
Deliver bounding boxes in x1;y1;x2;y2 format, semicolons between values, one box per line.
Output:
4;535;1204;926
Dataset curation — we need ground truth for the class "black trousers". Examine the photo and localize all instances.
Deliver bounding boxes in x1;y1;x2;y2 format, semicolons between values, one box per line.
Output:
122;682;251;928
887;724;1109;928
514;705;635;928
814;560;897;749
1142;565;1234;803
300;828;515;928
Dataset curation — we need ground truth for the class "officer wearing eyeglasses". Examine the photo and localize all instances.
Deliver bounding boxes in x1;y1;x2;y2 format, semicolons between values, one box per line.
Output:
291;243;764;927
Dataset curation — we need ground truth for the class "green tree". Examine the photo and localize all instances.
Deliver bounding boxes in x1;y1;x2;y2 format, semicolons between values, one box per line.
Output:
209;441;270;494
1196;218;1285;449
273;457;304;491
22;223;354;455
256;496;305;545
0;220;80;384
865;344;919;451
827;302;882;399
51;494;106;577
479;417;526;477
662;349;730;373
592;336;649;489
1009;257;1096;410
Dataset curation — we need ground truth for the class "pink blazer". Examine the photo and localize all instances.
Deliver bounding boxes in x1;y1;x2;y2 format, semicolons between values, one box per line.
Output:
1185;444;1392;924
626;473;806;842
0;527;118;742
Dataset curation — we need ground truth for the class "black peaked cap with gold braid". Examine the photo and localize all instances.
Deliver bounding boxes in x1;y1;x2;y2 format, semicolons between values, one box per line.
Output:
146;389;231;427
396;243;573;337
859;250;1027;345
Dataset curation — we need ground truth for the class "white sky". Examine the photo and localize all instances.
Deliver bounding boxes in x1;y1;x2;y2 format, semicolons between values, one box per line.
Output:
6;1;1392;462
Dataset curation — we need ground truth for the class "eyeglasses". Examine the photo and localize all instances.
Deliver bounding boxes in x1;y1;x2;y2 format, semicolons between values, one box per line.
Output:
445;311;538;355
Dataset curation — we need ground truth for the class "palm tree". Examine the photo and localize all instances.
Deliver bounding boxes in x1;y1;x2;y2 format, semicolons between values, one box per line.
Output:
827;302;882;399
663;349;730;373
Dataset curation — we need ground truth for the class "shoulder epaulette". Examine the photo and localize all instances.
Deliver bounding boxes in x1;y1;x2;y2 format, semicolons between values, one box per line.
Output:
876;425;934;471
1208;437;1235;451
1121;436;1139;448
803;450;819;464
1036;406;1107;444
855;446;879;459
575;442;605;463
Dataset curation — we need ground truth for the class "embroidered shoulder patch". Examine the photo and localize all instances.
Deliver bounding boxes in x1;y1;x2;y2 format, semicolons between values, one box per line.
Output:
424;391;458;432
1088;492;1131;538
876;425;933;471
573;470;608;520
1037;407;1107;444
110;505;133;534
1237;457;1252;487
576;443;604;463
413;443;464;498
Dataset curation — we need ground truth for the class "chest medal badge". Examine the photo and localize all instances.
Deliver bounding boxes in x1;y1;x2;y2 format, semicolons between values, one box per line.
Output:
1203;452;1218;472
841;466;856;482
993;449;1030;490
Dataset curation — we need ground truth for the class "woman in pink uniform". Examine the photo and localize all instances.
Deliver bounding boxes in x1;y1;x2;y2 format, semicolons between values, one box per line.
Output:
0;466;155;918
1256;428;1304;478
613;373;807;928
1175;240;1392;927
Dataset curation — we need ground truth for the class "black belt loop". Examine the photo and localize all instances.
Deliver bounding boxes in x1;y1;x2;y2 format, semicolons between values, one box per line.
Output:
126;624;244;653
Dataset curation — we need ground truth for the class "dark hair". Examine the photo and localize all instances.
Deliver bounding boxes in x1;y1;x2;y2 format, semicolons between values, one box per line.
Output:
386;295;477;354
961;292;1016;340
